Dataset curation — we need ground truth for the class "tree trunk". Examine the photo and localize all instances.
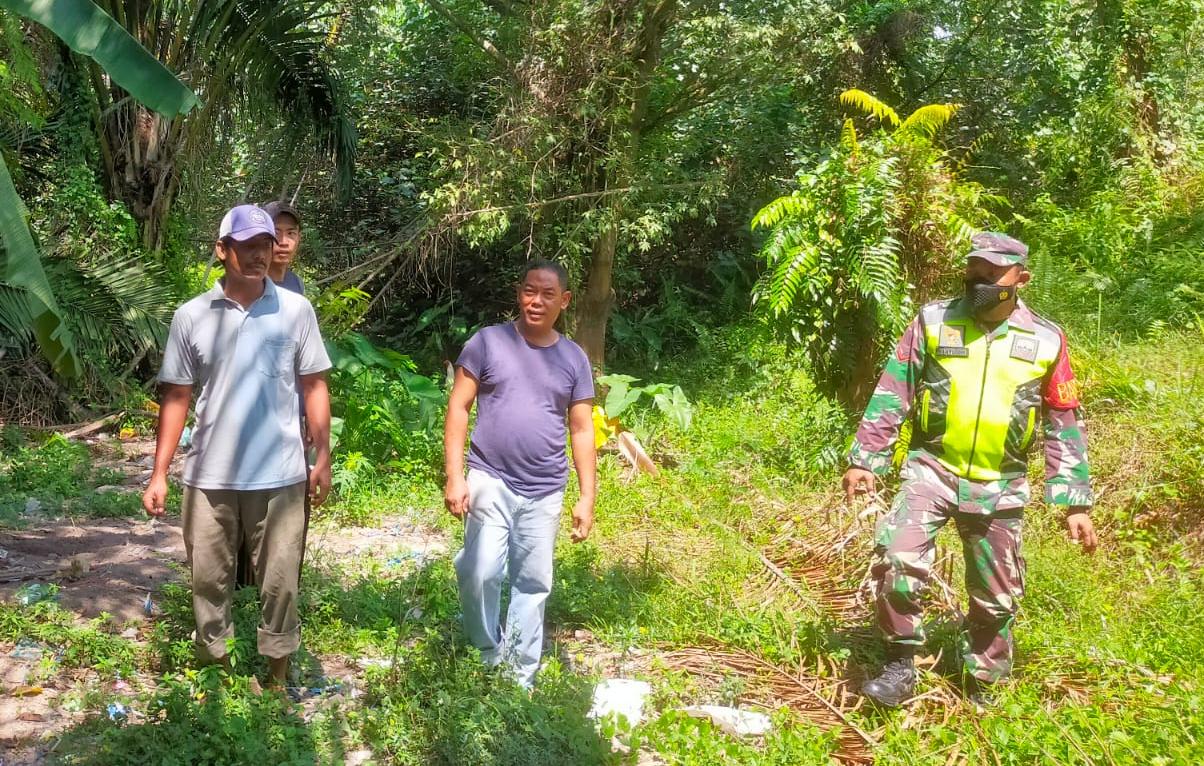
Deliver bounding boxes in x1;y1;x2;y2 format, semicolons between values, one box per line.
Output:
575;221;617;369
140;157;180;252
95;99;181;253
572;1;671;370
842;335;880;410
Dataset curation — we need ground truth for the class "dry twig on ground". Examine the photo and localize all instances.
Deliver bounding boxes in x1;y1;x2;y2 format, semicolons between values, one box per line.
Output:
663;644;877;764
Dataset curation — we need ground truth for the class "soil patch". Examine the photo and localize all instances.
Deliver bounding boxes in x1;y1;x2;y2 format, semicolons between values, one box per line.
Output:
0;517;185;625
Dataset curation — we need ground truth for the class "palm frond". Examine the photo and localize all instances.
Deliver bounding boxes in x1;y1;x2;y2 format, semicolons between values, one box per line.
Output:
233;1;357;198
49;249;173;359
898;103;960;139
839;118;858;156
856;238;902;301
259;26;356;195
0;285;35;344
839;89;900;127
945;211;979;243
752;193;809;230
768;240;822;315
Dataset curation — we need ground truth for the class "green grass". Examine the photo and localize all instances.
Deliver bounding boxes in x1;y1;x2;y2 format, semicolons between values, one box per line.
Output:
51;667;333;766
314;469;443;528
357;644;614;765
0;433;151;523
6;324;1204;764
549;326;1204;763
1070;325;1204;548
0;595;140;677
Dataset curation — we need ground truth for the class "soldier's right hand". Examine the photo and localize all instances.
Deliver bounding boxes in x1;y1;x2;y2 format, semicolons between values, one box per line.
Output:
142;474;168;517
1066;511;1098;554
444;474;469;519
843;467;876;506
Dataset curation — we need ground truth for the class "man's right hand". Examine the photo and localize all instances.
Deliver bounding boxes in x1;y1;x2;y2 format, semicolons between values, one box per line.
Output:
843;467;877;505
143;474;168;517
444;474;469;519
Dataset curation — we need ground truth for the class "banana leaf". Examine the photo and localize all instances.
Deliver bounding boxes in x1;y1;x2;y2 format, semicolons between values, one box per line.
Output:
0;0;199;116
0;158;79;377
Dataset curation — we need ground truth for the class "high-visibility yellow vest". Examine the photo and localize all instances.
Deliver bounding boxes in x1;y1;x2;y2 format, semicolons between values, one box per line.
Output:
914;299;1064;482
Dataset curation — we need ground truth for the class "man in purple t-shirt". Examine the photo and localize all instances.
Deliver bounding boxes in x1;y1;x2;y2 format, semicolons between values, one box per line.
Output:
444;259;597;687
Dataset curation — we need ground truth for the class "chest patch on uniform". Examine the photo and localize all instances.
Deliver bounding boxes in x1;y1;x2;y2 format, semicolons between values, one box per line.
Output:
937;324;968;357
1010;336;1039;363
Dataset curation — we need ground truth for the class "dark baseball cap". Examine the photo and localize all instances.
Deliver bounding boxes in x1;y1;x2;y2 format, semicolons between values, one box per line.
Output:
967;231;1028;267
218;204;276;242
262;200;302;228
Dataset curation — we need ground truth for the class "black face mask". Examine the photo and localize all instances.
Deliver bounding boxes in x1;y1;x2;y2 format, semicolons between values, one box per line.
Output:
964;278;1015;317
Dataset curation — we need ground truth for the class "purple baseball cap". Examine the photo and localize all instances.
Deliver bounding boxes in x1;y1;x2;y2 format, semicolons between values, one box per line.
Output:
218;204;277;242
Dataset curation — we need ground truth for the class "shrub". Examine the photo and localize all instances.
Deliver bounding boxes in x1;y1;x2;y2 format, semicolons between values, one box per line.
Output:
327;332;445;480
752;90;1001;404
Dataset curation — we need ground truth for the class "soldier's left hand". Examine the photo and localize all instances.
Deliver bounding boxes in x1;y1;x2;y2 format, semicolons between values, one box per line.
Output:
1066;511;1097;554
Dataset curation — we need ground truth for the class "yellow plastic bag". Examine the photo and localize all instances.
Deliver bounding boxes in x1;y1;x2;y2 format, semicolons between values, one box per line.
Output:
592;406;617;448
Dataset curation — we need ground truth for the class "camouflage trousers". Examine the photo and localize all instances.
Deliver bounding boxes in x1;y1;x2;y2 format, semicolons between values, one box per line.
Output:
871;467;1026;683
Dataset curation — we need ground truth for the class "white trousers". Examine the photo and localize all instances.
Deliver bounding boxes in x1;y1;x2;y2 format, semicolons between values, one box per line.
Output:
454;469;564;687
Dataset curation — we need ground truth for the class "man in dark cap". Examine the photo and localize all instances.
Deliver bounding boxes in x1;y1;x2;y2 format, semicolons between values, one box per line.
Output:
262;200;305;295
843;232;1097;707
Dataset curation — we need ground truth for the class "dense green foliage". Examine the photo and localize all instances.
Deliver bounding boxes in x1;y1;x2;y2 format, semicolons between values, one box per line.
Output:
326;332;444;488
1;0;1201;408
1;0;1203;763
752;90;1001;401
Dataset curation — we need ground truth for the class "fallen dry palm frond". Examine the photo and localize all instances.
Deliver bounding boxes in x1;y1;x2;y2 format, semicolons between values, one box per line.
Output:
605;516;720;576
753;548;814;609
663;644;876;764
759;489;964;623
1026;651;1173;708
761;492;882;622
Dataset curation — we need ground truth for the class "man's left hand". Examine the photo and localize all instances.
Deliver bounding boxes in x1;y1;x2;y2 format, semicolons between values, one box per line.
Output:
1066;510;1097;554
308;457;332;507
571;499;595;543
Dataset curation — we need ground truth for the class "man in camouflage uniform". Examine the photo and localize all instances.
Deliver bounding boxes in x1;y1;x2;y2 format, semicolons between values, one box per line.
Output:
843;232;1097;707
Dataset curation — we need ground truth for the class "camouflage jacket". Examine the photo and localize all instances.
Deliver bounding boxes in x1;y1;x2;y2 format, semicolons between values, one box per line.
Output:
849;298;1093;511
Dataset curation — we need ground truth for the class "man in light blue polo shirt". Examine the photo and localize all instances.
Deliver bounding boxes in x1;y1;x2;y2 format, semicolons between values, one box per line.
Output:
143;204;332;686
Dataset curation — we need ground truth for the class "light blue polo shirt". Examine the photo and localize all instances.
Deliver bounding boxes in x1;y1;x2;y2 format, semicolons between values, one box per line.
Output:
159;278;331;490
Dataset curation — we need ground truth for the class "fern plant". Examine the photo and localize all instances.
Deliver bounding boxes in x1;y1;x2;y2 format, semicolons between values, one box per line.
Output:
752;89;1001;404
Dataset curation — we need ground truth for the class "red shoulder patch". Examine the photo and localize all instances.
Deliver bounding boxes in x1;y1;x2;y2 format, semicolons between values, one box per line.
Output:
1044;333;1080;409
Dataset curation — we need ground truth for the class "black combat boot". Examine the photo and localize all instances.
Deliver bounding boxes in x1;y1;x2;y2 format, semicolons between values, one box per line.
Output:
964;676;997;708
862;647;917;707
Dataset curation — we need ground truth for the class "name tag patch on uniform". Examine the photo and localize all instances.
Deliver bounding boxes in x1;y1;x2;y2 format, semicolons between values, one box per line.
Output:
937;324;968;357
1010;336;1039;362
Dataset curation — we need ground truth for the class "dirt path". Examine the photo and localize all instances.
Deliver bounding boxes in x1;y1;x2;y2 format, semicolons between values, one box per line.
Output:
0;503;449;762
0;512;185;760
0;516;185;624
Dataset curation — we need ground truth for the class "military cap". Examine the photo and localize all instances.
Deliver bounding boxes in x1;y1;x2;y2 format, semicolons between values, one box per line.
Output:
967;232;1028;267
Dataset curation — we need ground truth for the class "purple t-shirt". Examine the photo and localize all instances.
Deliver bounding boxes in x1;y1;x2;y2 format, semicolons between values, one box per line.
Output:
457;323;594;498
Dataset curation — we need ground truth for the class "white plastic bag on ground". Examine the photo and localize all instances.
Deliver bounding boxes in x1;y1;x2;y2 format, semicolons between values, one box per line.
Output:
681;705;773;738
588;679;652;726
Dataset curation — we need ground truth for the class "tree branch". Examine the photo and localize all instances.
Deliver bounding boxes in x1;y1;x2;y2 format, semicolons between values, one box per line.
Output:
913;0;1004;99
445;181;704;221
424;0;514;72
